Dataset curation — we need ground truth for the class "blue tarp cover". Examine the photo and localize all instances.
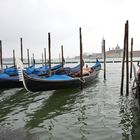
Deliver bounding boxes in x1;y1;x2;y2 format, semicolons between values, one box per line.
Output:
44;74;73;81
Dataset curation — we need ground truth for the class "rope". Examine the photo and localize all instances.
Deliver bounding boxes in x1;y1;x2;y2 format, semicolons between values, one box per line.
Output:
79;77;85;83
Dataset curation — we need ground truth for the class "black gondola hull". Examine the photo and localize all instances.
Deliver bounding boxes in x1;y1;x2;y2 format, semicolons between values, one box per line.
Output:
23;70;100;92
0;78;23;88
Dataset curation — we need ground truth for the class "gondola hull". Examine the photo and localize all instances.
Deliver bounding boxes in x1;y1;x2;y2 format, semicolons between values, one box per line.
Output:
0;64;62;89
16;58;101;92
0;75;23;88
22;68;100;92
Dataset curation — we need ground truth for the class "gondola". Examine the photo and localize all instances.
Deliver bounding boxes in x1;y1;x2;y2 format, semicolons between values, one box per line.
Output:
0;66;24;88
0;60;84;89
0;73;23;88
0;64;62;89
16;59;101;92
132;62;140;99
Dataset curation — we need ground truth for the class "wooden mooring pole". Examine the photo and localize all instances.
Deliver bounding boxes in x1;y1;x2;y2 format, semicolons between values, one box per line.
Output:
130;38;133;79
0;40;3;70
27;49;30;67
125;20;129;96
61;45;64;67
44;48;47;67
32;53;34;60
120;23;126;96
79;27;83;89
120;20;129;96
48;32;51;76
32;53;35;65
13;49;16;67
20;38;23;62
103;39;106;80
42;52;44;66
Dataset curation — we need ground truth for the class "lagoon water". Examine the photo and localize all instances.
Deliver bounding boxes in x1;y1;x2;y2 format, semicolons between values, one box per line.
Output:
0;62;140;140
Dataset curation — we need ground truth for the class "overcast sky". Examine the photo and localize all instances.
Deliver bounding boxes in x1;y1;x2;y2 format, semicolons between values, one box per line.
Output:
0;0;140;59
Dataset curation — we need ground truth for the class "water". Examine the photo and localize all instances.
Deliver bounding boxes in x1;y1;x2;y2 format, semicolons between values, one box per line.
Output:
0;63;140;140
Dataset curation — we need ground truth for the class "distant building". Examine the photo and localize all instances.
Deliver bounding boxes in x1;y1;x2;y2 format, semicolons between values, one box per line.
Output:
74;44;140;59
101;44;140;58
132;50;140;57
101;43;123;58
105;44;123;58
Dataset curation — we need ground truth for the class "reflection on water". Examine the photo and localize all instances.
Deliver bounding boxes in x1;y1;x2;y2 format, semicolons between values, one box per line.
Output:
119;97;133;139
0;88;54;130
130;106;140;140
76;101;89;140
25;88;81;129
1;63;140;139
0;127;38;140
0;89;40;123
119;96;140;140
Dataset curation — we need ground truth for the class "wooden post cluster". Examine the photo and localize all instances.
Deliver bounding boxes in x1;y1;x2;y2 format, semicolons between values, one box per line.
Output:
120;20;129;96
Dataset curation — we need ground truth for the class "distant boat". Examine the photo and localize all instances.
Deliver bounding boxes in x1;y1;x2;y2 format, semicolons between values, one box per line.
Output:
17;59;101;92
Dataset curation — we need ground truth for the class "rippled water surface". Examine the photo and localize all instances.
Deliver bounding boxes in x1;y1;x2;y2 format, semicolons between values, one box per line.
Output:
0;63;140;140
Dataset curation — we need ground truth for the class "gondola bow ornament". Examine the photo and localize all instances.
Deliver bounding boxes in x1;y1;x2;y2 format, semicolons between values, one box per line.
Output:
16;58;30;92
